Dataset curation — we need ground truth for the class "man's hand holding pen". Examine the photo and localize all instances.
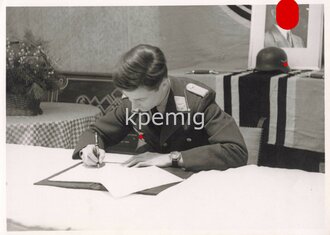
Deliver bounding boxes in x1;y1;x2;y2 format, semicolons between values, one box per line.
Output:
79;132;106;167
79;144;105;167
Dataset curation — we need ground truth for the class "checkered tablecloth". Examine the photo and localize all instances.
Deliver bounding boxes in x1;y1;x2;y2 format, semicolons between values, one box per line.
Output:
6;102;102;149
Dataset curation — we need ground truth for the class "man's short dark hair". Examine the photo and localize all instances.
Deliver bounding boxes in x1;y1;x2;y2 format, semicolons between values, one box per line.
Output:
113;44;168;91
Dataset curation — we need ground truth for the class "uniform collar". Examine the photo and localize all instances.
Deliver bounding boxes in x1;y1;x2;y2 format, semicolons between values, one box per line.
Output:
271;25;291;47
275;24;290;39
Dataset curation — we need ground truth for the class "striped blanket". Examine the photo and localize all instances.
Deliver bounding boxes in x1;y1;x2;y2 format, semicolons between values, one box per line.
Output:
215;70;324;153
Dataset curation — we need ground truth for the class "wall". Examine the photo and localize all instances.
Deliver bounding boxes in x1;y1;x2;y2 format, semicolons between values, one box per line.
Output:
159;6;250;71
6;6;250;73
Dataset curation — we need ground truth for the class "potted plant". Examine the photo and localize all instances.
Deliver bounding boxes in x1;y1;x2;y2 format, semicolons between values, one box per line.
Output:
6;31;60;116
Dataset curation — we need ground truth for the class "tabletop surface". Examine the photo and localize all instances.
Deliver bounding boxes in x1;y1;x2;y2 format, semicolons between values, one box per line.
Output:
6;102;102;125
6;144;326;233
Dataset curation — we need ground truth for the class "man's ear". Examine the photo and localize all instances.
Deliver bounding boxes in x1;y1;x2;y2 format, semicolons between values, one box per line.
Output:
160;78;170;90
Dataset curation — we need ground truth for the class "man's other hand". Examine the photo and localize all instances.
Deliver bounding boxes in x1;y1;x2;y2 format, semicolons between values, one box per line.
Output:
122;152;171;168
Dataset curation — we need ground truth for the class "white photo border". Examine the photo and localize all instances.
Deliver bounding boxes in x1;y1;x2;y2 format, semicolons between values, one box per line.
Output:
248;4;324;70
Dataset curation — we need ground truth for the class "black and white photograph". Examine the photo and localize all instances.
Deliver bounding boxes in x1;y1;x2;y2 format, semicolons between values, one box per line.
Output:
249;4;323;70
264;4;309;48
2;1;328;234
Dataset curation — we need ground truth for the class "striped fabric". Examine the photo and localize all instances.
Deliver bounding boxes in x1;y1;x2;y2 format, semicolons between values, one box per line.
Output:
215;70;324;153
268;71;324;152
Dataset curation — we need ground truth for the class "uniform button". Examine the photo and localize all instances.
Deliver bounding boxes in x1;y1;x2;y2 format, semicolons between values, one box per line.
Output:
186;138;192;142
163;142;168;147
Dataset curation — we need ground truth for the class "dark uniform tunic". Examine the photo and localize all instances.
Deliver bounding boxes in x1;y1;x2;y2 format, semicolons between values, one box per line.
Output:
73;76;248;172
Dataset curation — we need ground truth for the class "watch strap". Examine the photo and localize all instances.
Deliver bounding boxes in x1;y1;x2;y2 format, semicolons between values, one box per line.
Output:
170;151;181;168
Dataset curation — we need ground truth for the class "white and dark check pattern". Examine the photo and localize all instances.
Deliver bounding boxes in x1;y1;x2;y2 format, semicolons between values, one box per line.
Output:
7;102;102;149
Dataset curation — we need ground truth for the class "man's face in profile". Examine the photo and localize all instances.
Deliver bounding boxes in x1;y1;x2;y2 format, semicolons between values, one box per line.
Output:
122;79;168;112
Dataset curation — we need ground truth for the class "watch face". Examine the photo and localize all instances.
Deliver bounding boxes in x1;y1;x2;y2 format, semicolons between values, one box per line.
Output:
171;152;180;160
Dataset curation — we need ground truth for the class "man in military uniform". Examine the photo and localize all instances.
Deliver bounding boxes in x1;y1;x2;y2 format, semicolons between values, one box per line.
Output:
73;44;247;172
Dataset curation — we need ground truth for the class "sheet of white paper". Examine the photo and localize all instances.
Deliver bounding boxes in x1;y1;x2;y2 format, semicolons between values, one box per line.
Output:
51;163;183;198
103;153;133;164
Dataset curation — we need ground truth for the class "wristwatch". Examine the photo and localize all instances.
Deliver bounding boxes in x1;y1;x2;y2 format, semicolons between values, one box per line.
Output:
169;151;182;168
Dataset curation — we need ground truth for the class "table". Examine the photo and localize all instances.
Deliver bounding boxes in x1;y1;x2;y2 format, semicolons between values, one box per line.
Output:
6;144;325;233
6;102;102;149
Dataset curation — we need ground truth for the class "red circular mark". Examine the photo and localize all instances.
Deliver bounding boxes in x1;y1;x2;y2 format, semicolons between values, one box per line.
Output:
276;0;299;30
138;133;144;140
282;61;289;67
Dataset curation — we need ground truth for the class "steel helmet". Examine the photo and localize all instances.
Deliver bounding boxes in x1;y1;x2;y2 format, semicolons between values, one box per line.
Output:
255;47;290;73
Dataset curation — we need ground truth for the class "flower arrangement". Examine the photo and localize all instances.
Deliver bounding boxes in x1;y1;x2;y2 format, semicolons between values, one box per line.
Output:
6;31;60;115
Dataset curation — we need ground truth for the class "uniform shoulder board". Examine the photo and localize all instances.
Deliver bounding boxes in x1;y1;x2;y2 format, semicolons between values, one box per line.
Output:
186;83;209;97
